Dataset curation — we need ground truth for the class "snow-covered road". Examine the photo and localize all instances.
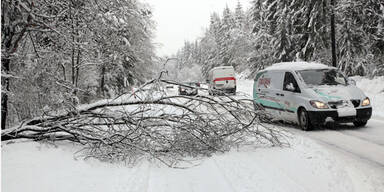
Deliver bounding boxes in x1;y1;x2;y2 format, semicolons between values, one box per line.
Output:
2;78;384;192
236;78;384;191
1;137;368;192
300;118;384;167
237;78;384;168
290;118;384;192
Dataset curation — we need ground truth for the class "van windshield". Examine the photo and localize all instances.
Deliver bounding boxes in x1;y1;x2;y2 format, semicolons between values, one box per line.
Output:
298;69;347;86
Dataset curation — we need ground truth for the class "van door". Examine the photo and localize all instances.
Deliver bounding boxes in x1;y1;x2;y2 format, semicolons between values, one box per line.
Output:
281;72;301;122
254;71;285;118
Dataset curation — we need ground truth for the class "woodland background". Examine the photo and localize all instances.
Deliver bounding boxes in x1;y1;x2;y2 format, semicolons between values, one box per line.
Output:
2;0;384;129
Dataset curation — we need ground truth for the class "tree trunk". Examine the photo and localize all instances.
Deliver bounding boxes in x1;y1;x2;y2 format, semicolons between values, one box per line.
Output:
330;0;337;67
1;58;10;130
70;6;76;86
1;2;32;129
75;48;81;88
1;12;11;129
100;66;106;97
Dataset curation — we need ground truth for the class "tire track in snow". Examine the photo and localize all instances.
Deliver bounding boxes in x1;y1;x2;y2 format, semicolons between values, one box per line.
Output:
211;157;238;192
301;130;384;168
331;119;384;147
113;162;144;192
285;117;384;168
116;161;151;192
335;130;384;147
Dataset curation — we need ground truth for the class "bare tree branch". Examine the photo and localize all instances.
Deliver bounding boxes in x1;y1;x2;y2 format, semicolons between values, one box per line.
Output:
2;77;288;167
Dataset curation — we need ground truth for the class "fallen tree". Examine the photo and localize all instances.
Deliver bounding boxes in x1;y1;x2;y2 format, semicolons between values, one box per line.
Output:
1;77;288;167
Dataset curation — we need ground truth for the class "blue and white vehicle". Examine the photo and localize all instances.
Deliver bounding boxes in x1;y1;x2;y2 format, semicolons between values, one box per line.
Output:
253;62;372;130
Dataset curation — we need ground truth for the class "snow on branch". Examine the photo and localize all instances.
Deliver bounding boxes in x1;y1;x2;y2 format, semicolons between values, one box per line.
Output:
2;77;287;167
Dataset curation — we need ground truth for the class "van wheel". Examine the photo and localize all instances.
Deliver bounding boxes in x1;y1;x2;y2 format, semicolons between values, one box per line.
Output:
353;120;367;127
298;108;312;131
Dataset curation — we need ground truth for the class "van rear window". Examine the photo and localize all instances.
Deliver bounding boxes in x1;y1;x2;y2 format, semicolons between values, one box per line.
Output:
213;69;234;78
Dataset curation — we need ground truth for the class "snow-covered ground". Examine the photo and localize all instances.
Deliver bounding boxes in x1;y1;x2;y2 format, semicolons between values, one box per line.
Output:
1;136;370;192
2;76;384;192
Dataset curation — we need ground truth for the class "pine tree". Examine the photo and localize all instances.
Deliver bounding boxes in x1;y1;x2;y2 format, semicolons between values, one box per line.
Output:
235;1;245;28
218;6;235;66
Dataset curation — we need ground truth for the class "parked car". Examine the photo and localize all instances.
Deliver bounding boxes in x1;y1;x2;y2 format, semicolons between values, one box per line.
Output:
253;62;372;130
179;82;200;96
207;66;236;95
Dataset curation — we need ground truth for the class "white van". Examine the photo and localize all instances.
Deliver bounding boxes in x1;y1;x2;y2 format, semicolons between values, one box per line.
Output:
207;66;236;95
253;62;372;130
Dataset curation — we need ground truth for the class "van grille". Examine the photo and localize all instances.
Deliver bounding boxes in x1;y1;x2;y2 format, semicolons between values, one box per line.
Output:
328;101;342;109
328;100;360;109
351;99;360;108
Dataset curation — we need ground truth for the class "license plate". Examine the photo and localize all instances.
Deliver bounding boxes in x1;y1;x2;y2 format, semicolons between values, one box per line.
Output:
337;107;356;117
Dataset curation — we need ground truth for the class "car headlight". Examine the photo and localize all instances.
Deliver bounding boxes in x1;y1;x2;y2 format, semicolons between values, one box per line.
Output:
362;97;370;106
310;100;329;109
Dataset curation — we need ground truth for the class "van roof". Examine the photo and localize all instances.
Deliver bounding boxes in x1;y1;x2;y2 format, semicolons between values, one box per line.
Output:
263;62;335;72
210;66;234;70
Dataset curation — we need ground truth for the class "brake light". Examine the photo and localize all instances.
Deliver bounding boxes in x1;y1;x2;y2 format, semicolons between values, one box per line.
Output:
213;77;236;82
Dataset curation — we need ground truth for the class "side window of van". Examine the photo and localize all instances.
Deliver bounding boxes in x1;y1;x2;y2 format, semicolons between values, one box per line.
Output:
283;72;301;93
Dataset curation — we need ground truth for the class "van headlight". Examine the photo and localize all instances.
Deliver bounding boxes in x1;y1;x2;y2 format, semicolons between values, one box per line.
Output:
362;97;370;106
310;100;329;109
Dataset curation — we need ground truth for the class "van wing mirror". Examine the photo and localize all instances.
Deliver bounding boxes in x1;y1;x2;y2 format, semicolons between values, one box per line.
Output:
286;83;295;92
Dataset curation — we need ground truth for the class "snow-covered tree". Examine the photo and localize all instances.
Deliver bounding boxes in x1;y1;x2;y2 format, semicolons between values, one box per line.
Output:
337;0;384;76
1;0;156;129
176;0;384;79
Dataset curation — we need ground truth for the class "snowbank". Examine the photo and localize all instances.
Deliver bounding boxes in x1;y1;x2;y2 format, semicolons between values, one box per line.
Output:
352;76;384;118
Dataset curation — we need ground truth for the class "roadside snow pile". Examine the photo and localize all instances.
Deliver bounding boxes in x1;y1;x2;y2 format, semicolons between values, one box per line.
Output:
352;76;384;118
236;69;251;80
1;134;369;192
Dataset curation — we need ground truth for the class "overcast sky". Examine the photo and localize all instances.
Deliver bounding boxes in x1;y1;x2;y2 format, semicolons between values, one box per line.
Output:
143;0;251;57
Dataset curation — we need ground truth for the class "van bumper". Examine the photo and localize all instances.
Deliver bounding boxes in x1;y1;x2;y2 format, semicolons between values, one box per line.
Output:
308;107;372;125
212;87;236;94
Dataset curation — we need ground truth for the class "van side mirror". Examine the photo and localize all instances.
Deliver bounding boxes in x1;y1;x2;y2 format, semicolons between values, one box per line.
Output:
348;78;356;86
286;83;295;92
